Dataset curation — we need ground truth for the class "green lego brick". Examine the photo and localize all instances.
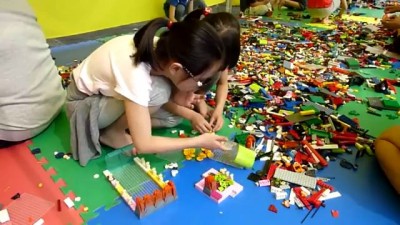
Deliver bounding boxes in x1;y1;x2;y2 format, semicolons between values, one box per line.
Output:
382;99;400;110
309;95;326;104
300;105;320;114
305;118;323;126
345;58;360;69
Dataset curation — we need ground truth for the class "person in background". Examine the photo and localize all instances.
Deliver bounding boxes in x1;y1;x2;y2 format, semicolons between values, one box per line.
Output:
307;0;348;24
66;18;228;166
164;0;207;22
151;9;241;134
382;4;400;30
0;0;66;148
274;0;306;11
382;4;400;54
245;0;273;16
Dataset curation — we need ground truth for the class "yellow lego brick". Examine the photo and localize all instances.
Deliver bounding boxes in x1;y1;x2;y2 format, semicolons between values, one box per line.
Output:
249;83;262;93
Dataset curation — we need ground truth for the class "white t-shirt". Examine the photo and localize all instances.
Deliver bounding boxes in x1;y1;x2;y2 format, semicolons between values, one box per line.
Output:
73;35;153;107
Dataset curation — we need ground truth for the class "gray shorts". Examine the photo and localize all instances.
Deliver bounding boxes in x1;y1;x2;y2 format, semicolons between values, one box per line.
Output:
97;76;173;129
151;108;183;128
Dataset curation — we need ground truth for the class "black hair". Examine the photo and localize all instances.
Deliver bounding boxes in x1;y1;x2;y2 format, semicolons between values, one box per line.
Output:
185;9;241;69
133;18;225;76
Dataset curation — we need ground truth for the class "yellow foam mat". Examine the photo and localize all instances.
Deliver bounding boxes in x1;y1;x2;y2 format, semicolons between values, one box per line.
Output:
342;14;381;24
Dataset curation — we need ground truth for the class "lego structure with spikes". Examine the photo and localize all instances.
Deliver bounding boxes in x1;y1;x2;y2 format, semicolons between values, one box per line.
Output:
195;168;243;204
103;157;178;219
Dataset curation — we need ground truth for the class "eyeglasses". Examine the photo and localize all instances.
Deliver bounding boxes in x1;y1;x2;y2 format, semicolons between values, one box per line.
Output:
182;66;203;87
182;66;220;91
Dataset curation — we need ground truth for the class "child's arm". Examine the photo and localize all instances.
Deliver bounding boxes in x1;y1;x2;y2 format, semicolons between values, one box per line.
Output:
163;100;196;121
188;0;194;13
125;100;227;153
163;100;213;133
338;0;348;17
214;69;229;115
208;69;229;131
169;5;178;22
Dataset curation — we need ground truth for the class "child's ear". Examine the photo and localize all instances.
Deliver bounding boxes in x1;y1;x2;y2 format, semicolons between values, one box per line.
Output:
168;62;183;76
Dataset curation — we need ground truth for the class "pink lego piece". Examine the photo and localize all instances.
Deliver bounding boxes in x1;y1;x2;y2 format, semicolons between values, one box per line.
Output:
210;190;223;200
195;168;243;204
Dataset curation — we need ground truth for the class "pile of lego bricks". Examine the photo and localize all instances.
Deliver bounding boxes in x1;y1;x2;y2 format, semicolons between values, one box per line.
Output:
204;16;400;216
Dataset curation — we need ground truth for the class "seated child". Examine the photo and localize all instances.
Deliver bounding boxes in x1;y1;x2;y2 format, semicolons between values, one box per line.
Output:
152;9;240;134
244;0;273;17
274;0;306;11
307;0;348;24
382;13;400;54
164;0;206;22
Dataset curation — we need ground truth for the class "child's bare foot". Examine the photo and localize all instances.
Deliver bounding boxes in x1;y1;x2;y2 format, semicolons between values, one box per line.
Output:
99;130;132;149
321;18;332;24
310;18;320;23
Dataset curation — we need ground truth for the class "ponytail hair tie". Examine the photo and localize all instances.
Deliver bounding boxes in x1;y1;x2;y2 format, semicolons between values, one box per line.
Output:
203;7;212;16
167;20;174;30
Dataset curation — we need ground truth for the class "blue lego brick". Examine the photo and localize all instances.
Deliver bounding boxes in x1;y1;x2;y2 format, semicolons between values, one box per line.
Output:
338;115;358;128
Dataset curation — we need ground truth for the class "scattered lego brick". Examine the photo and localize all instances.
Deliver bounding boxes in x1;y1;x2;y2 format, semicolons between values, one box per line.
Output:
195;168;243;204
331;209;339;218
268;204;278;213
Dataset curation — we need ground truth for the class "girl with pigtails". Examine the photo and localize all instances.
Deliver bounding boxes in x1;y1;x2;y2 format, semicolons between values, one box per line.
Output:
66;17;228;166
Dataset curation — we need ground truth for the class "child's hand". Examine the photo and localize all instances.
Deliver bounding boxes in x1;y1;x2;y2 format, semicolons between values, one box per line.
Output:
382;15;400;30
190;112;213;133
208;110;224;132
385;5;400;14
196;100;209;117
194;133;228;150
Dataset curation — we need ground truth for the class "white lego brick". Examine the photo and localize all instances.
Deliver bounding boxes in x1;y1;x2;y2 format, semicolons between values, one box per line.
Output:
311;144;339;150
275;191;288;200
289;188;295;205
272;152;282;161
320;191;342;201
300;186;311;196
270;186;283;193
266;139;273;153
171;169;179;177
64;197;75;208
103;170;111;177
272;145;280;153
33;218;45;225
284;60;294;70
0;209;10;223
279;183;291;190
294;197;305;208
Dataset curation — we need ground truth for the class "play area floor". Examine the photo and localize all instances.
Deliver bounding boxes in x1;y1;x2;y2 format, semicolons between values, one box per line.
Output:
1;6;400;225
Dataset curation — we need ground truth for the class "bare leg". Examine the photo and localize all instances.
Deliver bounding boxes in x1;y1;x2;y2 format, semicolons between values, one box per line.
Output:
321;17;332;24
99;114;132;149
284;0;302;9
